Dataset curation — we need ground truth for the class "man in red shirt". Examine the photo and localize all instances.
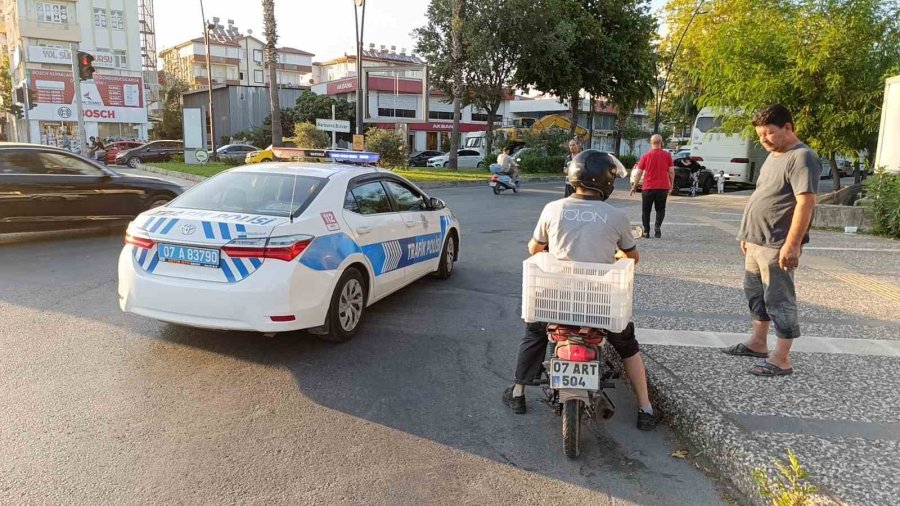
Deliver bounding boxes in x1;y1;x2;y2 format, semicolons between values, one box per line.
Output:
632;134;674;238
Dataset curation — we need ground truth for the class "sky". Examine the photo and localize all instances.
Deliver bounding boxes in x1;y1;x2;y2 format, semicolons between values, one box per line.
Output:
154;0;670;66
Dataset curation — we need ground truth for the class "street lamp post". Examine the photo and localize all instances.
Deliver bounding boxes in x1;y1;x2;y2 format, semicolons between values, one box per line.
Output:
654;0;706;134
353;0;366;136
200;0;217;160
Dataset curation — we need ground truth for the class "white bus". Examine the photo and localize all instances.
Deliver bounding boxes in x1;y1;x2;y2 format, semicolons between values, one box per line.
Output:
690;107;768;185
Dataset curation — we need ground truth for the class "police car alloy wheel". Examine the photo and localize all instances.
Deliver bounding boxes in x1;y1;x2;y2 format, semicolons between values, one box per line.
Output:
320;267;367;343
435;235;455;279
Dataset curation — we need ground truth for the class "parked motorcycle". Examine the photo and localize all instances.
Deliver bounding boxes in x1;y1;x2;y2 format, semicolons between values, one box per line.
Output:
489;163;520;195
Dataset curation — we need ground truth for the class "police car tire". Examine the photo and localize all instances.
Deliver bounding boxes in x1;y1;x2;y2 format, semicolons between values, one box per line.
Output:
434;234;456;279
319;267;367;343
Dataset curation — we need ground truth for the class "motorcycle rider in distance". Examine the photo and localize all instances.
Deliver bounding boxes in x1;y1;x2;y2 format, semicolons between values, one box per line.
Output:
503;150;659;431
497;145;520;180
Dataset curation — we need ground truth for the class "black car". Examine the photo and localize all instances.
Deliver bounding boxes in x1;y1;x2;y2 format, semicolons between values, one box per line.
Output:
408;150;444;167
673;153;715;194
115;140;184;168
0;144;184;233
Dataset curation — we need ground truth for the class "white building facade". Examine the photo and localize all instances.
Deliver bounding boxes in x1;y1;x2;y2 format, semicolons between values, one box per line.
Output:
1;0;154;145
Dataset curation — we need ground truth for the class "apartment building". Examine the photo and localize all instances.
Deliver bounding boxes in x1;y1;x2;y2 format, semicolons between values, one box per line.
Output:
0;0;156;145
160;19;313;91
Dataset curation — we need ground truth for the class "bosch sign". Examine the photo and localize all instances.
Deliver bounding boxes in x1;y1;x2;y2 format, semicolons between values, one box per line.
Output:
84;109;116;119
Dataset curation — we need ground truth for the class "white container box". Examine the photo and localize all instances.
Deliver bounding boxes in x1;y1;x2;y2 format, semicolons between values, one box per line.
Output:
522;254;634;332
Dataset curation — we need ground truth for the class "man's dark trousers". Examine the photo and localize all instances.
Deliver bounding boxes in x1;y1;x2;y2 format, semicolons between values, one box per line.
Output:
641;189;668;232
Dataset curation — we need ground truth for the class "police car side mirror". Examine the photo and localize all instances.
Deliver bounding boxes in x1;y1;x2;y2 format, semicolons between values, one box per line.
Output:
631;225;644;239
429;197;445;210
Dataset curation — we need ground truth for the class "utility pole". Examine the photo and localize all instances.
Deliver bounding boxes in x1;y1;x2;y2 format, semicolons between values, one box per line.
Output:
70;43;87;155
654;0;706;134
331;104;337;149
200;0;216;159
353;0;366;136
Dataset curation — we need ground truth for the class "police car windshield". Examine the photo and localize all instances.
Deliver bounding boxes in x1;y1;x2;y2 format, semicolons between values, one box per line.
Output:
170;172;326;218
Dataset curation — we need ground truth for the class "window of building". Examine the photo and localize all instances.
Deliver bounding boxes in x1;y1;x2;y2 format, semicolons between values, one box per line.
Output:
114;51;127;68
111;10;124;30
93;8;107;28
429;111;453;120
254;70;264;83
471;112;500;122
239;72;244;80
36;3;69;24
378;108;416;119
253;49;263;64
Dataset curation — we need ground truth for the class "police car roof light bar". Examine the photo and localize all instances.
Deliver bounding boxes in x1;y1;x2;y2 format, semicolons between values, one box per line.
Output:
326;150;380;165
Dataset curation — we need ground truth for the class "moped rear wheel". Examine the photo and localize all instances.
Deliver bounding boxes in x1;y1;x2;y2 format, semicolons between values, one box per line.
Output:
562;399;581;458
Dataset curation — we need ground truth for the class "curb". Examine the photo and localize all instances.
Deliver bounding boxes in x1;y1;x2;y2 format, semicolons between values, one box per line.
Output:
138;164;565;189
137;164;209;183
639;346;841;506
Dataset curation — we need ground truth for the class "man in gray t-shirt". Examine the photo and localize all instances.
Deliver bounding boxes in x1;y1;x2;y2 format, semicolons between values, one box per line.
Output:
532;196;636;262
723;104;820;377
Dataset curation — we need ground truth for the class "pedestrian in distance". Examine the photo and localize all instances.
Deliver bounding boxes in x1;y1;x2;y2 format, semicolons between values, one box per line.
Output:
722;104;821;377
631;134;674;238
563;138;582;197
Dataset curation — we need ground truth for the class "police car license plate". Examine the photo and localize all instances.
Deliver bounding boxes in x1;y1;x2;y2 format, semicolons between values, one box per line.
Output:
158;244;220;268
550;359;600;390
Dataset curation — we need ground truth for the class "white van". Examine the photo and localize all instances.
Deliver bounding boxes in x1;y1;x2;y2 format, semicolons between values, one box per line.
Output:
691;108;768;185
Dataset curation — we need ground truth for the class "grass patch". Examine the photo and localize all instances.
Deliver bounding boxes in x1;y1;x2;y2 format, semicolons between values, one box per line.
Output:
147;162;562;184
147;162;233;178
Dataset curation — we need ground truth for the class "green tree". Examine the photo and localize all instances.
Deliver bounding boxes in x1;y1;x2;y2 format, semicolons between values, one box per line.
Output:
663;0;900;189
151;78;189;140
621;119;645;155
293;122;330;149
515;0;658;140
262;0;282;147
365;127;409;168
293;91;355;130
415;0;528;157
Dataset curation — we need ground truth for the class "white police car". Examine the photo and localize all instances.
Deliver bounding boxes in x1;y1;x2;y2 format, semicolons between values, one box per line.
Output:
118;150;460;342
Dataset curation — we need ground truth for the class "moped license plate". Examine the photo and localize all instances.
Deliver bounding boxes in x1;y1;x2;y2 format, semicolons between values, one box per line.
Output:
550;359;600;390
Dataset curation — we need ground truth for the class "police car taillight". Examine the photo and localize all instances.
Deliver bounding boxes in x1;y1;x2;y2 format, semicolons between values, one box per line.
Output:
222;235;312;262
265;234;313;261
125;231;154;249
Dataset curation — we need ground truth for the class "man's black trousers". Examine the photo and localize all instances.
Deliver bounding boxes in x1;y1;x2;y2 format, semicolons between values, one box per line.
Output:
641;189;669;232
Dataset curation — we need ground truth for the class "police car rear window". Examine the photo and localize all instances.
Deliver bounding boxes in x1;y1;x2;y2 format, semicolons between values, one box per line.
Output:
170;172;325;218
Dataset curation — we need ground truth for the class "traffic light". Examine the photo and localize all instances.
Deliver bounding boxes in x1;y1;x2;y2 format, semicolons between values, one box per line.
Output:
77;51;95;81
14;85;25;104
26;88;37;110
9;104;23;119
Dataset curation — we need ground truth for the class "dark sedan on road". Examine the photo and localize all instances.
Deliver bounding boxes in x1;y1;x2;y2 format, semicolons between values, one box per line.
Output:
408;150;443;167
0;143;184;233
115;140;184;168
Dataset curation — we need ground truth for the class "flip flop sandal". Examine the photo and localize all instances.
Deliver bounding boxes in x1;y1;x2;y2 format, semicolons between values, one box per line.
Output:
749;361;793;377
721;343;769;358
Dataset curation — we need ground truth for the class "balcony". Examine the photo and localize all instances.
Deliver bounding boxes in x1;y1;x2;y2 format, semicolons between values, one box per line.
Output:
19;19;82;42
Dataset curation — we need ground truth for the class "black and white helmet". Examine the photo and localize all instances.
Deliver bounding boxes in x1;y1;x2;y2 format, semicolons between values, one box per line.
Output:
566;150;627;200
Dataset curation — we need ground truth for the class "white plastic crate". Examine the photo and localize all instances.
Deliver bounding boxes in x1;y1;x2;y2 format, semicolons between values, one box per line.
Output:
521;254;634;332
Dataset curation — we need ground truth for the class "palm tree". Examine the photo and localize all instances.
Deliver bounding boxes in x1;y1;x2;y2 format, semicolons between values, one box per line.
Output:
262;0;282;147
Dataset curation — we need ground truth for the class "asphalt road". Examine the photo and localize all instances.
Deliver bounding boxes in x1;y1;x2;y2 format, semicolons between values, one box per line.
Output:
0;180;731;505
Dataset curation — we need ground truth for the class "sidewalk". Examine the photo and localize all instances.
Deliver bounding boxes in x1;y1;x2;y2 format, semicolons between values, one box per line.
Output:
637;329;900;506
